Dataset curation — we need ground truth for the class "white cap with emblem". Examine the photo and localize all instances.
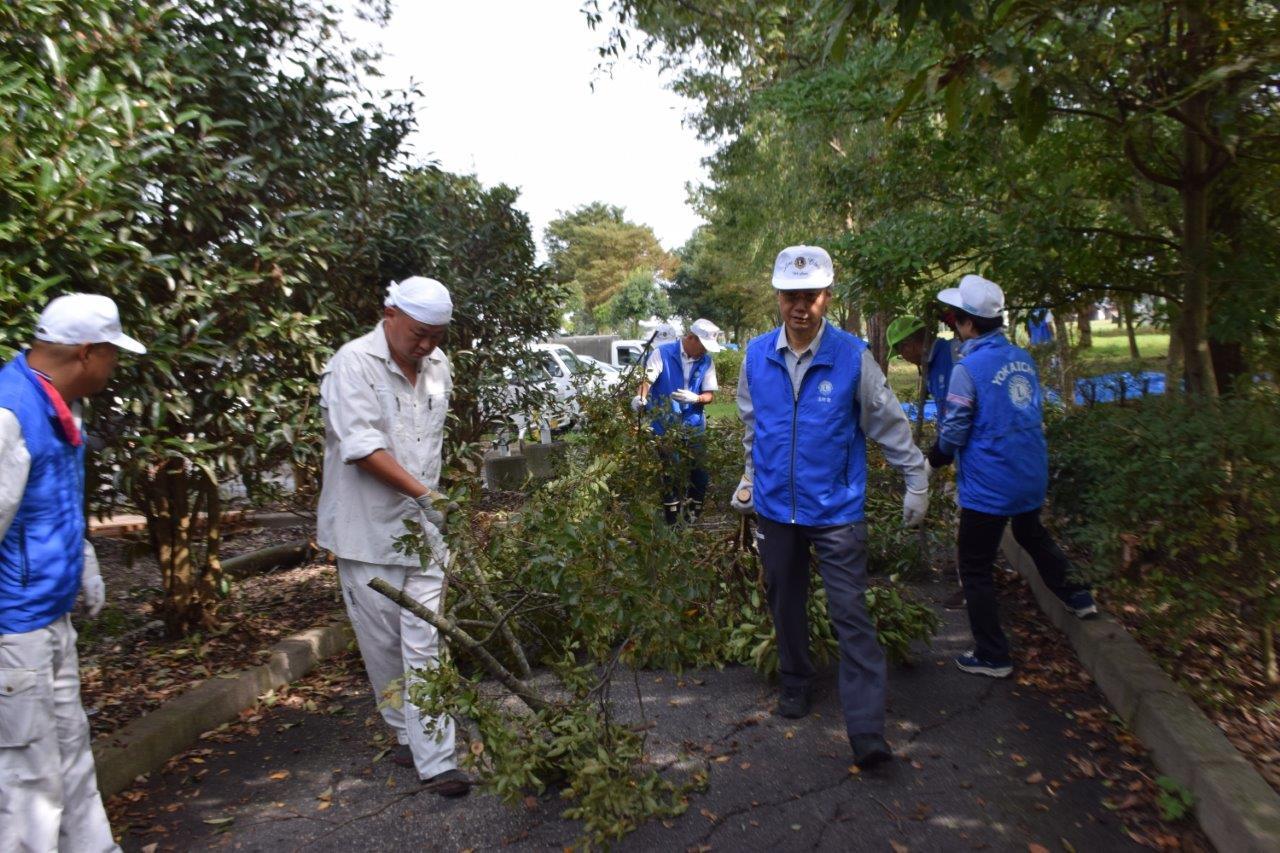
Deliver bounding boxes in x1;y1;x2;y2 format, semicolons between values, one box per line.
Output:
937;274;1004;319
771;245;834;290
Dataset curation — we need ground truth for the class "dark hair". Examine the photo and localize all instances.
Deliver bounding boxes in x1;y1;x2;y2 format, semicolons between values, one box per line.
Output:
954;308;1003;335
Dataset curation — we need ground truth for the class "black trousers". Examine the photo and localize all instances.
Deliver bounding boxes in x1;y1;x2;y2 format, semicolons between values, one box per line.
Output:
755;516;885;736
659;438;709;507
957;506;1087;663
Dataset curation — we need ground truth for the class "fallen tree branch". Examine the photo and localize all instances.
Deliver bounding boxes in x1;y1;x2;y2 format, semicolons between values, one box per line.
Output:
366;576;553;714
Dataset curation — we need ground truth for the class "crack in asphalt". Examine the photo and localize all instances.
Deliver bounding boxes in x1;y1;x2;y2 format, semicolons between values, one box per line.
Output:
906;679;1000;743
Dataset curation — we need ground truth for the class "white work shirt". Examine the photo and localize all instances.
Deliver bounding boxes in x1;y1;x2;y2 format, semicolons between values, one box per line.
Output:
0;405;99;578
317;323;451;567
644;345;719;391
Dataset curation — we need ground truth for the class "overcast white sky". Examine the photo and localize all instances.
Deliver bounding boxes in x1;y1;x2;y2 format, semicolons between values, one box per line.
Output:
341;0;712;257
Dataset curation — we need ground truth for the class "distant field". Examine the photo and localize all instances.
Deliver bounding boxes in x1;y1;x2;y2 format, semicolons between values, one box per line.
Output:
707;327;1174;419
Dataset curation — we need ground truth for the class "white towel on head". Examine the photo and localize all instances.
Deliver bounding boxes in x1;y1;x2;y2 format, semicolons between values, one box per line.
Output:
385;276;452;325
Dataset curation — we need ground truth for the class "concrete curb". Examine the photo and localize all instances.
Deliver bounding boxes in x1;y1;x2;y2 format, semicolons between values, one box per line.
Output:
1001;531;1280;853
93;619;352;798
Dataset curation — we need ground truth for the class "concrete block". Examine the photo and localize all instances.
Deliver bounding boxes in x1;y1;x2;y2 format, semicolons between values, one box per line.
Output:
94;622;352;798
1084;627;1180;722
1132;690;1238;787
484;453;528;490
523;441;568;479
1194;758;1280;853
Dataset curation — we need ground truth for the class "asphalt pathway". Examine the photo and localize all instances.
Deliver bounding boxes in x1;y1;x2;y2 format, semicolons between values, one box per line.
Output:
109;580;1196;852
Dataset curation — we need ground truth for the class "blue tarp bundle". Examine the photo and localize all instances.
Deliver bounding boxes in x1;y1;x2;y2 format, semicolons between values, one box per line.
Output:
900;370;1168;422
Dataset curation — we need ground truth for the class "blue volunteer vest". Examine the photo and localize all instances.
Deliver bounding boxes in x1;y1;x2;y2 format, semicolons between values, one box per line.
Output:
956;333;1048;516
0;354;87;634
927;337;961;420
648;340;711;436
1027;311;1054;345
746;325;868;526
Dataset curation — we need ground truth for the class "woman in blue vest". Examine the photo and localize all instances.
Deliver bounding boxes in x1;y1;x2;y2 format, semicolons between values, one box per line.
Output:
0;294;146;852
729;246;929;770
631;319;722;524
926;276;1097;679
886;313;967;609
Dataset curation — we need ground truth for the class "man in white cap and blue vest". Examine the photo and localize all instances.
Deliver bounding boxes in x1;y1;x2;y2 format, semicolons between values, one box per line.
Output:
731;247;929;769
0;293;146;852
926;275;1096;679
631;318;723;524
317;276;469;797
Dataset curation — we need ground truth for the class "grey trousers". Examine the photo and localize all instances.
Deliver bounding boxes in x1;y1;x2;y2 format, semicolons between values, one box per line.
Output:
755;515;886;737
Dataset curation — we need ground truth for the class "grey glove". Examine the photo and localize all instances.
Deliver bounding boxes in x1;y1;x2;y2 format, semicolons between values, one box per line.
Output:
670;388;700;404
630;394;646;413
903;485;929;528
413;492;457;530
730;475;753;515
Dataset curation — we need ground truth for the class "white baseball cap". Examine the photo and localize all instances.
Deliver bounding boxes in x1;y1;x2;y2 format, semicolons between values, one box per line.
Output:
651;321;680;344
35;294;147;354
772;245;834;290
937;274;1004;319
689;318;723;353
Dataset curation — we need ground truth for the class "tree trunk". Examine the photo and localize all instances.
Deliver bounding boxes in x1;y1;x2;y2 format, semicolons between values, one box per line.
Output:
843;304;863;337
1178;93;1220;398
866;311;890;374
1122;299;1140;359
1209;339;1245;394
1264;622;1278;687
1166;310;1185;383
142;461;223;638
1076;308;1093;348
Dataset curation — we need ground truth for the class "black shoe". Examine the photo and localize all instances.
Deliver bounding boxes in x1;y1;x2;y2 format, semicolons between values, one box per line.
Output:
390;744;414;768
850;733;892;769
775;686;811;719
422;768;472;798
943;588;966;610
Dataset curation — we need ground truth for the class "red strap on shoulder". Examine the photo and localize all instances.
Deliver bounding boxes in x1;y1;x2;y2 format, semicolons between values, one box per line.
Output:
33;374;83;448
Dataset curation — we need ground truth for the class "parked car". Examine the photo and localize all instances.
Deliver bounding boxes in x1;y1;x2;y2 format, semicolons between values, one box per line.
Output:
576;354;623;388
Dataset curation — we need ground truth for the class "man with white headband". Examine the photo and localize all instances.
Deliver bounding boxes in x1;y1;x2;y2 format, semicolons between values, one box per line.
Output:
317;276;469;796
730;246;929;771
1;293;146;852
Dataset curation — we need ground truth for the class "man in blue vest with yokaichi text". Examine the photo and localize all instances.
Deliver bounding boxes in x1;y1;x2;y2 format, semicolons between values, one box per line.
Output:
0;294;146;852
631;318;722;525
926;275;1097;679
731;246;929;769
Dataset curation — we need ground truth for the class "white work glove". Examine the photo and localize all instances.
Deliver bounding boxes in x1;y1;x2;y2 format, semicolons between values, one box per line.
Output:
670;389;701;404
903;485;929;528
81;545;105;618
414;492;457;530
730;475;754;515
630;395;646;413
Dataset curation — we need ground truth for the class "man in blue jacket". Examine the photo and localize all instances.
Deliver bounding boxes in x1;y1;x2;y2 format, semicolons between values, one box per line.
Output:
926;276;1096;679
631;319;722;524
730;246;929;769
0;294;146;852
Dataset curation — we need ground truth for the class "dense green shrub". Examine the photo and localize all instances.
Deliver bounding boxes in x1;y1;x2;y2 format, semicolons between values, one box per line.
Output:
711;347;744;388
1047;387;1280;684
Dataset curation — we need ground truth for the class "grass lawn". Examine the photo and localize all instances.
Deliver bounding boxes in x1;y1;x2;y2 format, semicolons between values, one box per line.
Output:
703;327;1175;419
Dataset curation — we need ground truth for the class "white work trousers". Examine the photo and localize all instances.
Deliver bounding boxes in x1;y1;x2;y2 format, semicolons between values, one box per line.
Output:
0;614;118;853
337;558;456;779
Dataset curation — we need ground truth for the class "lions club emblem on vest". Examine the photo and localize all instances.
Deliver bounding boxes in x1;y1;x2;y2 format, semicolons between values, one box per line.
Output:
1007;374;1034;409
818;380;833;396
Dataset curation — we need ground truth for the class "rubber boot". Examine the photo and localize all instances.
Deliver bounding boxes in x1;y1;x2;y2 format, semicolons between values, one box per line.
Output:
682;499;704;525
663;501;681;526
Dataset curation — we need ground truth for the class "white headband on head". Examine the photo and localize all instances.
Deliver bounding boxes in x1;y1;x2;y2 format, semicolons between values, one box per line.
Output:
385;276;453;325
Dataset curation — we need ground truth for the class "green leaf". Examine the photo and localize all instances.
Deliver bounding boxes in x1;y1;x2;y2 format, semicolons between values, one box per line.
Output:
887;67;929;126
